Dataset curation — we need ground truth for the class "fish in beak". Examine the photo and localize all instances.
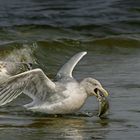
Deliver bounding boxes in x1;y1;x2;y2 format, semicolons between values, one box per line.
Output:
94;87;109;117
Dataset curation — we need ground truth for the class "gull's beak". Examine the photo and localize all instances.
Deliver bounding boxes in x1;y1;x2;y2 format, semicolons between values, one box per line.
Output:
96;86;109;97
94;86;109;98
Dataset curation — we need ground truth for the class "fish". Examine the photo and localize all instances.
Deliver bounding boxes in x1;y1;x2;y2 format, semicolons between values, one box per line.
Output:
97;91;109;117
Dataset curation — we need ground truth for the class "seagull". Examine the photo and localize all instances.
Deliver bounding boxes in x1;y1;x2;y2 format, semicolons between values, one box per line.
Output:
0;52;108;114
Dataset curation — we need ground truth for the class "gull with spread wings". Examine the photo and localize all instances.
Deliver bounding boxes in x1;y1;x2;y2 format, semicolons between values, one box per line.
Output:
0;52;108;115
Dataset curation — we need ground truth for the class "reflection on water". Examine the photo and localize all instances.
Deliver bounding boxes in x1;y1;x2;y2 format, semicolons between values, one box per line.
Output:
0;110;110;140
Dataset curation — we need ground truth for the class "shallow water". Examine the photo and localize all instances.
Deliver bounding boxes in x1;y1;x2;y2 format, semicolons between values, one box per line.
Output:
0;0;140;139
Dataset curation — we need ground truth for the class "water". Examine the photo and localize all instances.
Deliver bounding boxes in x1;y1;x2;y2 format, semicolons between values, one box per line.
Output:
0;0;140;139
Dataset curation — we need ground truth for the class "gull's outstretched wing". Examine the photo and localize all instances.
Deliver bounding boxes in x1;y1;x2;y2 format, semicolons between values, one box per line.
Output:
56;52;87;79
0;69;55;106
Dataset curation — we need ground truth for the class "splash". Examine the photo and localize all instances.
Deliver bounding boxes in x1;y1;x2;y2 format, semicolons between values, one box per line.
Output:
0;43;38;82
2;44;36;63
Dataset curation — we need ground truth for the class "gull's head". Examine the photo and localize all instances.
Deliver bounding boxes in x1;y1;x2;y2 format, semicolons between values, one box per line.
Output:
80;78;108;97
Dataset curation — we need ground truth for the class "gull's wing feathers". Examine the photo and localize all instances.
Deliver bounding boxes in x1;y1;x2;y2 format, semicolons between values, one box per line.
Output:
0;61;33;76
56;52;87;79
0;68;55;106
